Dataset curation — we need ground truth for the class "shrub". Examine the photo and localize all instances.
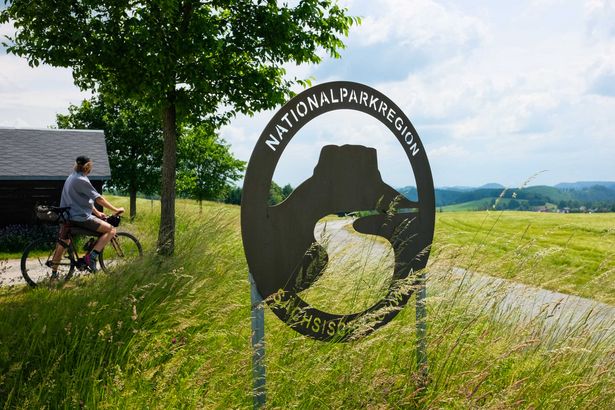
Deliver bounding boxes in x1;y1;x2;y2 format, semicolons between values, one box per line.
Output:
0;224;59;253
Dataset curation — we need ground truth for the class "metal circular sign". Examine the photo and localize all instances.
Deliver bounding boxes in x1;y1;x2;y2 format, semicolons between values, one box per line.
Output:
241;81;435;342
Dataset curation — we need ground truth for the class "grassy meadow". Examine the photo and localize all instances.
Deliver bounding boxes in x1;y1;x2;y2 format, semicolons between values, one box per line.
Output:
0;197;613;408
434;211;615;305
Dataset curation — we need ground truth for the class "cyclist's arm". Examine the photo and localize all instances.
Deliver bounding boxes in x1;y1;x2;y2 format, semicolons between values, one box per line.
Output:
92;205;106;219
95;196;125;214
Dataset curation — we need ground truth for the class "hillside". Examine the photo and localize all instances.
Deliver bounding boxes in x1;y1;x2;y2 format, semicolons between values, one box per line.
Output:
398;182;615;212
0;199;613;408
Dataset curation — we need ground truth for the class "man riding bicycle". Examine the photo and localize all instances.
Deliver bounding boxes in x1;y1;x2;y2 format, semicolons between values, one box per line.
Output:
51;155;125;275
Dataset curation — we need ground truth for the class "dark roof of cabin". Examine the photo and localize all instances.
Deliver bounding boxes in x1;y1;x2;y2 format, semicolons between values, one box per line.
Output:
0;128;111;181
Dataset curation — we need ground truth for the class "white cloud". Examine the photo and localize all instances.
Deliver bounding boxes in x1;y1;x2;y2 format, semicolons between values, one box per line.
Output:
585;0;615;40
354;0;487;48
313;0;488;83
222;1;615;186
587;55;615;96
429;143;469;159
1;1;614;186
0;54;90;128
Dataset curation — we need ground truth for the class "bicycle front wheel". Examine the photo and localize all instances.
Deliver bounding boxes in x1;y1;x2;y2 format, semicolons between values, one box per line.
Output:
99;232;143;273
21;239;75;288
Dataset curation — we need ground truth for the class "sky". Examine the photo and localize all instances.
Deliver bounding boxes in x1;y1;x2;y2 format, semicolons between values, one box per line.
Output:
1;0;614;189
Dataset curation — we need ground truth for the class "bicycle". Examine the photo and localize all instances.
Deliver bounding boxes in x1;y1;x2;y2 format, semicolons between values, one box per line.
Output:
20;206;143;288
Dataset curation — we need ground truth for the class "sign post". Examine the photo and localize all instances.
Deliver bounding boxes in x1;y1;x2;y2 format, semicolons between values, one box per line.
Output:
416;272;428;387
241;81;436;404
249;273;266;409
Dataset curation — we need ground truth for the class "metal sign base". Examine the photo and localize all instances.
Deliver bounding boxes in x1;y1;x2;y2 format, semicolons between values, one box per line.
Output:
416;272;428;388
250;272;266;409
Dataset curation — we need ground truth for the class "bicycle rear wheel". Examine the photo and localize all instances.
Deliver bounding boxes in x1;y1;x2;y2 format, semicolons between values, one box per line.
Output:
21;239;75;288
99;232;143;272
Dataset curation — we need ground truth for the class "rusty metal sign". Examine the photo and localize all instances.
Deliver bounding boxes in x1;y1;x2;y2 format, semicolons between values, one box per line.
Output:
241;81;435;341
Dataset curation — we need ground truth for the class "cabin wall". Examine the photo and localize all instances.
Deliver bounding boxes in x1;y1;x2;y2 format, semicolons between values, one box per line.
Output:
0;180;104;226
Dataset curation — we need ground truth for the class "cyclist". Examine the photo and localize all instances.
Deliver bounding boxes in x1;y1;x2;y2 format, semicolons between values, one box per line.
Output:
51;156;125;275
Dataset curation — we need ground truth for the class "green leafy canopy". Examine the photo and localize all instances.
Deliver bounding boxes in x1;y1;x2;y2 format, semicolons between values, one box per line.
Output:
1;0;360;124
2;0;359;254
177;125;245;202
56;96;163;199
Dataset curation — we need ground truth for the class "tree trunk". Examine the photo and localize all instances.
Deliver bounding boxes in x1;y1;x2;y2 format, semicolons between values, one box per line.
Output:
129;184;137;221
157;101;177;255
199;199;202;214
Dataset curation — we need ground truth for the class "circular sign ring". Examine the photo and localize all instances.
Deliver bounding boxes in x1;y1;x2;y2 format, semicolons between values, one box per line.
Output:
241;81;435;341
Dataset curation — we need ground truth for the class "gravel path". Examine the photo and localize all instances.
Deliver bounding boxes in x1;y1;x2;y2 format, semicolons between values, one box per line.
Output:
0;259;27;286
315;218;615;341
438;267;615;342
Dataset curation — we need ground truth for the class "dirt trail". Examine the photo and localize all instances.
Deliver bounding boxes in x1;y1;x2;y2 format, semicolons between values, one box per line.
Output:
315;218;615;341
0;259;28;286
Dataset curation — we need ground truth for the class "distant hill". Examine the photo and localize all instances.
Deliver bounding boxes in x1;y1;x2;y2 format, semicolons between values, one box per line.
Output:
478;183;506;190
440;186;475;192
555;181;615;190
397;181;615;212
440;183;505;192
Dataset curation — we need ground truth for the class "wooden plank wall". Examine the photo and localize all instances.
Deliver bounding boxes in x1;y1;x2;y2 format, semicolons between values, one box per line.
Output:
0;180;104;226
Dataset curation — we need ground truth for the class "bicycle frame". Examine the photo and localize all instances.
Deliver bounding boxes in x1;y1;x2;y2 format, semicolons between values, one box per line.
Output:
108;237;124;258
53;228;125;270
51;232;92;272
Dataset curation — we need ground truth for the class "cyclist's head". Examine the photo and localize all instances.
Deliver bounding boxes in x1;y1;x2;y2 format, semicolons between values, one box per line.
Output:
74;155;93;175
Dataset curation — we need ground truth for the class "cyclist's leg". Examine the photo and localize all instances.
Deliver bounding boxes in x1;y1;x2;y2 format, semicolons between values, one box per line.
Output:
71;217;115;251
92;220;115;252
72;217;114;272
51;224;71;273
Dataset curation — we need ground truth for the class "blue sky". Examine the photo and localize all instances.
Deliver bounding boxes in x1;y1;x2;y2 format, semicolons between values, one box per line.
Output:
1;0;614;188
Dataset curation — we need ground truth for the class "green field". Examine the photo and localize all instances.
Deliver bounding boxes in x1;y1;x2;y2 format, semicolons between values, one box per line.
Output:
0;198;613;408
441;197;495;211
434;211;615;305
440;198;558;212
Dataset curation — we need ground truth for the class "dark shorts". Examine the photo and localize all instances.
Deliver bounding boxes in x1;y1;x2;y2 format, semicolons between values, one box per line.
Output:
59;217;105;239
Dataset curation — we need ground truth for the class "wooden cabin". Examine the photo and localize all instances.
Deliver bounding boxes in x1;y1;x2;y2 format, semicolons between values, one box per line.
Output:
0;128;110;226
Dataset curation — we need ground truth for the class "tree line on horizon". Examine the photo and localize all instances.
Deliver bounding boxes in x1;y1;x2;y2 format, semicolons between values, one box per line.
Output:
399;185;615;212
223;181;293;206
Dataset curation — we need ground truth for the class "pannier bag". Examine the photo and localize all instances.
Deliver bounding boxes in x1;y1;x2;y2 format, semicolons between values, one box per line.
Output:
107;214;121;227
35;205;61;223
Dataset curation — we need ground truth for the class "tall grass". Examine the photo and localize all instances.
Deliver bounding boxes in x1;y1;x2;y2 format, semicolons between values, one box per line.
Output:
0;198;613;408
436;211;615;304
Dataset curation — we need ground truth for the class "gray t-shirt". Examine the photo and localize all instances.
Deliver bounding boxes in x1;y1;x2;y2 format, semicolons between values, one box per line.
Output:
60;171;101;221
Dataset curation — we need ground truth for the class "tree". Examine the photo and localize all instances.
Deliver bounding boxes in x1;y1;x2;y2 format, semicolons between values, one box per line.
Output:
176;126;245;212
268;181;285;206
224;186;242;205
2;1;358;255
56;96;162;220
224;181;293;206
281;183;294;199
507;199;520;210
